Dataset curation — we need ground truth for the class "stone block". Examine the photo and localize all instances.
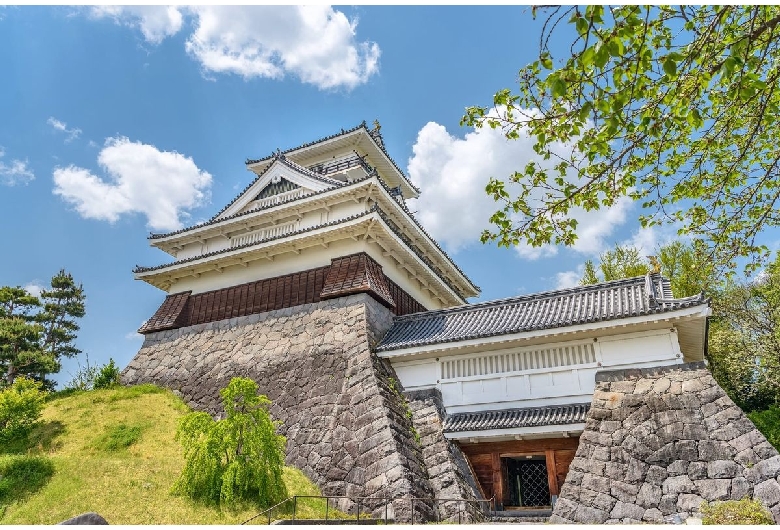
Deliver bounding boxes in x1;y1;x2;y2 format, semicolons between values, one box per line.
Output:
754;479;780;507
610;501;645;520
681;378;705;393
668;459;688;475
733;448;758;466
730;477;752;500
707;460;741;479
611;381;636;394
582;474;611;493
663;475;695;495
658;494;678;514
634;378;654;394
592;492;618;512
605;462;628;480
751;455;780;482
677;494;704;513
699;440;736;461
653;377;671;393
646;465;669;485
688;461;708;480
626;458;649;482
574;505;609;524
642;507;664;523
636;483;662;508
674;440;700;461
693;479;730;501
610;481;640;503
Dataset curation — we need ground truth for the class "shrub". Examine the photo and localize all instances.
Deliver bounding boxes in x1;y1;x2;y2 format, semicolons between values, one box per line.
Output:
172;377;288;508
0;377;47;443
64;354;99;391
65;356;121;391
701;498;774;525
93;359;121;389
748;406;780;451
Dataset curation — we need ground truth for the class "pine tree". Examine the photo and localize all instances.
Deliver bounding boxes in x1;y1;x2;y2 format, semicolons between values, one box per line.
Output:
35;270;86;388
0;287;52;386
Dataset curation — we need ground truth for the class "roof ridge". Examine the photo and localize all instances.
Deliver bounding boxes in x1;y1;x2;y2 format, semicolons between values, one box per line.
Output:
245;122;368;165
149;175;376;240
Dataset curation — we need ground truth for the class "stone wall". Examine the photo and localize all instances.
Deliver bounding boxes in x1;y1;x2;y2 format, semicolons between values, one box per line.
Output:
551;362;780;524
122;294;436;522
406;388;485;522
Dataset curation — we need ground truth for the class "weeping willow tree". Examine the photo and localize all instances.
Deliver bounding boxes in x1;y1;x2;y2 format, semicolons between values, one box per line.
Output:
173;377;287;508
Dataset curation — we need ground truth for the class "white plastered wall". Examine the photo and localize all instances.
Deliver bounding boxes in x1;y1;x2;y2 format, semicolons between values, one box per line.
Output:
391;327;683;414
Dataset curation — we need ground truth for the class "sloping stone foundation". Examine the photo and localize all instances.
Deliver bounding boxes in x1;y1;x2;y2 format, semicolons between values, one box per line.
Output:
122;294;437;522
406;388;485;522
550;362;780;524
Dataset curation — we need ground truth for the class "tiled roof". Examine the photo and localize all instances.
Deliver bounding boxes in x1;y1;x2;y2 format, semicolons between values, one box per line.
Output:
375;274;707;352
444;403;591;433
245;121;420;194
148;174;374;240
137;291;191;333
321;253;395;308
136;204;476;301
135;208;376;274
210;153;347;221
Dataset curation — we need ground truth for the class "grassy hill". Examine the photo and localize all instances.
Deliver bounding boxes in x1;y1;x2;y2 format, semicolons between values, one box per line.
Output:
0;384;321;525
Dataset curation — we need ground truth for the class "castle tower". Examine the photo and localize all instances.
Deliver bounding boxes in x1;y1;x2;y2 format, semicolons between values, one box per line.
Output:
133;121;478;334
124;123;482;522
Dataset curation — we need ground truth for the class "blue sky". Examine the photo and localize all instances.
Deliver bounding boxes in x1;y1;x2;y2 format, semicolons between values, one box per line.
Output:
0;6;713;386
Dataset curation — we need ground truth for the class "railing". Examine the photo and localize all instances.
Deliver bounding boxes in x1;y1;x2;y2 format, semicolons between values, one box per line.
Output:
241;494;496;525
250;188;307;210
309;153;370;176
231;221;298;248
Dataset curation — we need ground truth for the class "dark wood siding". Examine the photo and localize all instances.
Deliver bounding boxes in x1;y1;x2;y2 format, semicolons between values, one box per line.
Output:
140;252;427;333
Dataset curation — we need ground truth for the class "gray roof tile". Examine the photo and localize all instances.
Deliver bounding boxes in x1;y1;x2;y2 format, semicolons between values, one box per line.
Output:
376;274;707;352
444;403;590;433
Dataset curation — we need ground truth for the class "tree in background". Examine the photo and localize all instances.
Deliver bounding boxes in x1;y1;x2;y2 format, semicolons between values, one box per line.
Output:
463;6;780;276
0;287;53;386
0;271;86;388
35;270;86;389
579;241;779;412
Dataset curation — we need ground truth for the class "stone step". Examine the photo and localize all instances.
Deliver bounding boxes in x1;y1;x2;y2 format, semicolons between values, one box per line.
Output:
487;510;551;524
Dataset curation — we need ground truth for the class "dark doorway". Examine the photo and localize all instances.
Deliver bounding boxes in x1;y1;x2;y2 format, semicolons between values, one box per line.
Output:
505;456;551;508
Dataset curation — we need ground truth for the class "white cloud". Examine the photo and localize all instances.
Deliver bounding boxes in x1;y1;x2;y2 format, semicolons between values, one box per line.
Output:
0;147;35;186
407;117;633;259
89;6;379;90
52;137;212;231
47;117;82;142
554;267;584;290
24;282;44;298
186;6;380;89
90;6;183;45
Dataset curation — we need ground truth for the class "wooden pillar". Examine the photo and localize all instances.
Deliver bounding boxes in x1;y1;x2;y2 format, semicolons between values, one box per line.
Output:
491;452;504;509
545;449;559;497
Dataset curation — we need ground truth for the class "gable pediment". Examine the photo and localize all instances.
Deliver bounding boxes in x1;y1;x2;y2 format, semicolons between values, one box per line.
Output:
217;157;340;220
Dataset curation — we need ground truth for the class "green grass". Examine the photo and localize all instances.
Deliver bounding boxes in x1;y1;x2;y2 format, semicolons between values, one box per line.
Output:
0;384;348;524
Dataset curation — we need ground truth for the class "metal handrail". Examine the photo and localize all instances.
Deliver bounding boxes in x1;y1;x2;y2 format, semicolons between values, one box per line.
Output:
241;494;495;525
